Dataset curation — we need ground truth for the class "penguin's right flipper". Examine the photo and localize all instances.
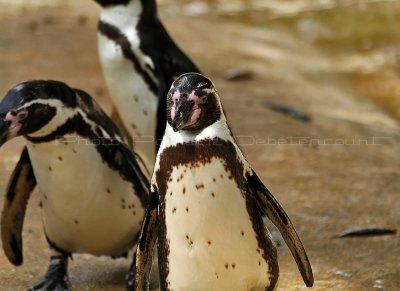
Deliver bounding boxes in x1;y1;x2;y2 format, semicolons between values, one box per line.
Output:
1;146;36;266
129;190;159;291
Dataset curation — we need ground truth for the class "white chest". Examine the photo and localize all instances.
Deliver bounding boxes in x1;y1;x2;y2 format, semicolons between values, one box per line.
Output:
26;136;145;256
163;158;272;291
97;30;157;169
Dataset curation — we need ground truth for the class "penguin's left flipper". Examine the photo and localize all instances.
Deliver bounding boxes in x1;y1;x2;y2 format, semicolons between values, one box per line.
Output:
1;146;36;266
129;190;159;291
247;171;314;287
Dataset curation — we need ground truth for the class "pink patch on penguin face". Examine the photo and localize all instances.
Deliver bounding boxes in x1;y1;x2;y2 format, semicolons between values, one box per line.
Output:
170;90;181;120
170;106;176;121
188;91;207;107
184;91;208;126
5;110;28;138
185;108;201;127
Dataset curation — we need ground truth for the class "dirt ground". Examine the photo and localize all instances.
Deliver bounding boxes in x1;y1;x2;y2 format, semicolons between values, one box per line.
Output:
0;2;399;291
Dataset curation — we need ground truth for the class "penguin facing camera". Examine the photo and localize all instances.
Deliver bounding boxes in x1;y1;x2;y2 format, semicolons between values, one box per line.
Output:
133;73;314;291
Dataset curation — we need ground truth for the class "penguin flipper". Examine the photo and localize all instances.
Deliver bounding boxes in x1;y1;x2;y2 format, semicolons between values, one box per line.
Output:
1;146;36;266
132;190;159;291
118;145;151;205
247;171;314;287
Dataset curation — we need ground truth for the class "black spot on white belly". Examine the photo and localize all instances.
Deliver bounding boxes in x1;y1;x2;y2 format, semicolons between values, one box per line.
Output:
195;184;204;189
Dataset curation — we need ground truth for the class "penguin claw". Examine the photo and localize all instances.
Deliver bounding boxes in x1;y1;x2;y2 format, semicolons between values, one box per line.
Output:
28;256;71;291
27;276;71;291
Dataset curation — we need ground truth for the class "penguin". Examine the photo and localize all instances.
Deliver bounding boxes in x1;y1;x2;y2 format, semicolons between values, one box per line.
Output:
93;0;201;169
131;73;314;291
0;80;149;290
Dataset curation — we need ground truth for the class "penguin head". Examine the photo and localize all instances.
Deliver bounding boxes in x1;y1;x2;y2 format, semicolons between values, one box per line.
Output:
0;80;76;146
167;73;222;132
93;0;156;18
92;0;133;7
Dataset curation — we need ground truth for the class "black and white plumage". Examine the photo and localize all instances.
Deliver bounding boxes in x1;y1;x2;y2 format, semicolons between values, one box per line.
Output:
133;73;314;291
94;0;201;169
0;80;149;290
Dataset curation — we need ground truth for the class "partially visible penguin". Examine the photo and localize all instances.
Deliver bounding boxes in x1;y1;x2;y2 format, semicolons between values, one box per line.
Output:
132;73;314;291
0;80;150;290
93;0;201;170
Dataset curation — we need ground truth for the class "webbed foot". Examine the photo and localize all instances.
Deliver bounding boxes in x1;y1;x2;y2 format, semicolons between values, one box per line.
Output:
28;255;71;291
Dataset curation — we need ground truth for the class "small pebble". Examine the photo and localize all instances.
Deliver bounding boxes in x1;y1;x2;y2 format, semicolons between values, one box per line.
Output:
225;69;254;81
373;279;384;289
183;2;210;16
268;103;312;122
334;270;352;277
43;15;56;25
77;15;88;26
26;21;39;31
336;227;397;238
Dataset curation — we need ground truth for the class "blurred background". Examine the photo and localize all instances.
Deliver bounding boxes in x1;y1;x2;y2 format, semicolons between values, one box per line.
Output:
0;0;399;290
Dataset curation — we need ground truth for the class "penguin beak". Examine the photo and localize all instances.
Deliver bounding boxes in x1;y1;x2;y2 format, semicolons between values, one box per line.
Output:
0;118;12;147
171;98;195;132
0;87;29;146
0;108;28;147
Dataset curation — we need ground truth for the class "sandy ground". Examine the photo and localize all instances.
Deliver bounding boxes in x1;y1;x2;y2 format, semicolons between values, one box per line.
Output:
0;2;399;291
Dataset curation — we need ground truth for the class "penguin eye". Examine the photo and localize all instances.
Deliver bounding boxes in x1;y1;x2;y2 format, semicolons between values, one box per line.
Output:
198;96;207;105
19;111;28;121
